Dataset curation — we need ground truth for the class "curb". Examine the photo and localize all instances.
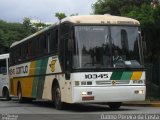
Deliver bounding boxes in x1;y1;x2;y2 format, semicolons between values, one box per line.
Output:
150;102;160;107
123;101;160;107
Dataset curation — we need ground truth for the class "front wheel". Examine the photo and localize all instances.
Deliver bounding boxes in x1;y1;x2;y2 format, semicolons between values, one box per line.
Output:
108;102;122;110
53;84;65;110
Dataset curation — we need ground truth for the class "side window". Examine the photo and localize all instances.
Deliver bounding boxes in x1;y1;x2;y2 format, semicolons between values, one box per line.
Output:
28;41;32;59
25;43;29;60
32;39;36;58
21;45;24;61
35;37;40;56
49;28;58;53
12;48;16;64
44;35;48;54
15;47;19;63
18;46;22;62
60;23;71;38
59;23;72;71
47;33;50;53
0;59;7;74
10;48;14;65
40;34;48;55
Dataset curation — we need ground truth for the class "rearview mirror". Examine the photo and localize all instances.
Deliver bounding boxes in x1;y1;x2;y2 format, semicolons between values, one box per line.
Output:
65;71;71;80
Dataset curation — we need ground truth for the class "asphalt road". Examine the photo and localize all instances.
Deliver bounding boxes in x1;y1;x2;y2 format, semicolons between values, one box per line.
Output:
0;98;160;120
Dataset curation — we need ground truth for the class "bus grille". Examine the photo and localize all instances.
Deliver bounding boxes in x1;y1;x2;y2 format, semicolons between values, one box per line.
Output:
96;81;111;85
96;80;130;85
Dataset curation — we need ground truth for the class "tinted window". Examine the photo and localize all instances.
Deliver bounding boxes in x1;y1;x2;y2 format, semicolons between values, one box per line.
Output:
49;28;58;53
0;59;7;74
40;34;47;55
74;26;141;69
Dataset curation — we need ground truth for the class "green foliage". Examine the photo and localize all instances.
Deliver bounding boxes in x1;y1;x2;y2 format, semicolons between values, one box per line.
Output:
92;0;160;27
92;0;160;51
0;19;36;48
55;12;66;21
153;6;160;28
93;0;126;15
23;17;31;29
32;22;49;30
93;0;150;15
22;17;36;35
122;4;154;27
70;13;78;16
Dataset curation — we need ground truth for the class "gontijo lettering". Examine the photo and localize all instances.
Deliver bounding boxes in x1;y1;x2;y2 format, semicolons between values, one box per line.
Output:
16;65;28;74
10;65;28;75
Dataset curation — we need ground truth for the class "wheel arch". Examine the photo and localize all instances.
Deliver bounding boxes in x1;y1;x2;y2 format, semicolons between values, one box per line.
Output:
17;81;21;96
51;78;59;100
2;86;9;96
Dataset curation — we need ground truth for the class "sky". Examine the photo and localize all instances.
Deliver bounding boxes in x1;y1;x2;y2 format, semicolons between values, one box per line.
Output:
0;0;97;23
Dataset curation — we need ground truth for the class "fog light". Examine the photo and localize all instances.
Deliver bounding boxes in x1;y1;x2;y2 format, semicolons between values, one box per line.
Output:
82;92;87;95
139;90;144;94
134;90;144;94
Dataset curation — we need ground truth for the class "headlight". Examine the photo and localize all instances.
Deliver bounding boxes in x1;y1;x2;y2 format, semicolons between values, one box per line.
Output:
134;90;144;94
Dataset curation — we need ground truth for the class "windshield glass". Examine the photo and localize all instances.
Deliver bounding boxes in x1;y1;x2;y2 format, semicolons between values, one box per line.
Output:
73;26;142;69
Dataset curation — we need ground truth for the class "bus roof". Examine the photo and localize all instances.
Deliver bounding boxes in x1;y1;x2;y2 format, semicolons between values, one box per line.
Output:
10;15;140;48
0;53;9;59
61;15;140;25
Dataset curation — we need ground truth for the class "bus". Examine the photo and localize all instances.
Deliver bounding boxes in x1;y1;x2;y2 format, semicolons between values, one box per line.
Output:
0;53;10;100
9;15;146;110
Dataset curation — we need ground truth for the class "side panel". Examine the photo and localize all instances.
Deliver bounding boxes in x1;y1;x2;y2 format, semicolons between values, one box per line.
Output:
0;56;9;97
9;56;69;101
0;75;9;96
10;62;34;97
42;56;64;100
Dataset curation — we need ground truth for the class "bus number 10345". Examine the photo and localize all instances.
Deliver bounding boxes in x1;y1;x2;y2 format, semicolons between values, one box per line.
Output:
85;74;108;79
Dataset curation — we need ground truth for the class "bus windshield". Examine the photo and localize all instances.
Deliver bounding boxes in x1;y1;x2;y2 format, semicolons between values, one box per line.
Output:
73;25;142;69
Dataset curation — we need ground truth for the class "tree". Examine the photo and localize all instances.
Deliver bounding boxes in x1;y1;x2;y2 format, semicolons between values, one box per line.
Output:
92;0;151;16
23;17;31;29
22;17;36;36
93;0;126;15
0;19;36;51
32;22;48;30
122;4;154;27
70;13;78;16
55;12;66;21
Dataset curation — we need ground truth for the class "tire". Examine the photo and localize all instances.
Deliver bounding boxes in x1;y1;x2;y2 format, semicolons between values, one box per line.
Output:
108;102;122;109
17;84;25;103
2;88;11;101
53;84;65;110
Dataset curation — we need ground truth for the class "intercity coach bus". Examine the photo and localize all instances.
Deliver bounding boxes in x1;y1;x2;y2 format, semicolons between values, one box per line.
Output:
0;53;10;100
9;15;146;110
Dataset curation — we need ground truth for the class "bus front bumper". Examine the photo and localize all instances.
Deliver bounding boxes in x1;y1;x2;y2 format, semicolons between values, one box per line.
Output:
72;86;146;103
